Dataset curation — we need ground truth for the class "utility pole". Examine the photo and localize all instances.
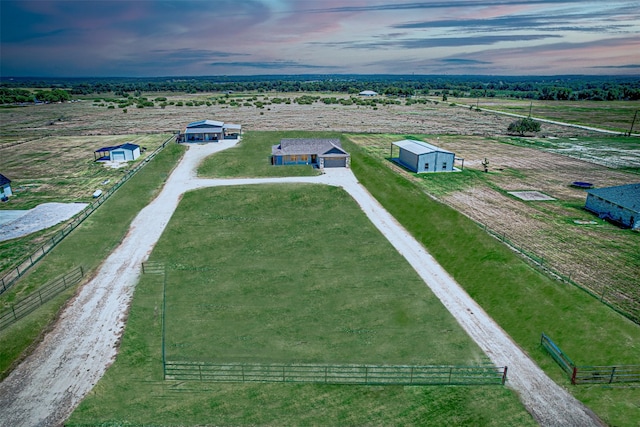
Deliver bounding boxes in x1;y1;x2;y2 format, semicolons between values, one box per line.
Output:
629;110;638;136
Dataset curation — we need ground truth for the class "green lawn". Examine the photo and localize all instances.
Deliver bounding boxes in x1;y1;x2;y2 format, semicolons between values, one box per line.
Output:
161;184;485;365
69;184;534;426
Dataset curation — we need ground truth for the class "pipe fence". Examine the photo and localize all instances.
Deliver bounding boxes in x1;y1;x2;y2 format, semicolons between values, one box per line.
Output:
164;361;508;386
0;266;84;331
541;333;640;385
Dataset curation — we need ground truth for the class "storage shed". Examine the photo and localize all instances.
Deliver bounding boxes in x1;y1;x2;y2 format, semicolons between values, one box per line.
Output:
94;143;141;162
391;140;456;173
0;173;12;199
584;183;640;230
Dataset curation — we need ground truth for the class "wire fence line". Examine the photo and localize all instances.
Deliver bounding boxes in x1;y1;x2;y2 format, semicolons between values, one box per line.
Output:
540;333;640;385
0;266;84;331
480;224;639;325
0;134;175;296
164;361;508;386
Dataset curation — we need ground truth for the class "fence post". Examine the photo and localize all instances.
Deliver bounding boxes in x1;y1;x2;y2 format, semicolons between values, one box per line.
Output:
609;367;617;384
448;367;453;384
571;367;578;385
365;366;368;384
502;366;508;385
11;305;17;321
410;366;414;384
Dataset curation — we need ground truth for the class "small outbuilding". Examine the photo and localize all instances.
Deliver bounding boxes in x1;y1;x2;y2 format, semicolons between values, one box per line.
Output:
94;143;141;162
584;183;640;230
359;90;378;96
271;138;350;168
0;173;12;200
391;139;457;173
179;119;242;143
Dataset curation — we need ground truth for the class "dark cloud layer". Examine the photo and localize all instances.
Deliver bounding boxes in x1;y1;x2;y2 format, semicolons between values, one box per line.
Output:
1;0;638;76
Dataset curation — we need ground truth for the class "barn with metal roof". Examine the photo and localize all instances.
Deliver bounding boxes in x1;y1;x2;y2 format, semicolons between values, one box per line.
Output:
180;119;242;142
585;183;640;230
94;143;141;162
391;139;456;173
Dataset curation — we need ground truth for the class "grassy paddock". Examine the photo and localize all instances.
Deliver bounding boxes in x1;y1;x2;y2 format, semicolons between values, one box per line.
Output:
69;185;534;426
161;185;485;365
0;142;186;378
197;130;339;178
341;137;640;426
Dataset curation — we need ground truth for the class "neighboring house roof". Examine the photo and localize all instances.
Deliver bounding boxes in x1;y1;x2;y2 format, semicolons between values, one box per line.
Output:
94;143;140;153
393;139;454;155
359;90;378;96
0;173;10;186
272;139;349;157
187;119;224;128
586;183;640;213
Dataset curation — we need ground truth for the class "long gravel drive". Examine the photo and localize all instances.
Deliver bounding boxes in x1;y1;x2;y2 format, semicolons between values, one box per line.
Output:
0;141;603;427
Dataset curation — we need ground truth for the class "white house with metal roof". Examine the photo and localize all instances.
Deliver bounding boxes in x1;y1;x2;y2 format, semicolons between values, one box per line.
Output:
180;119;242;143
391;139;456;173
584;183;640;230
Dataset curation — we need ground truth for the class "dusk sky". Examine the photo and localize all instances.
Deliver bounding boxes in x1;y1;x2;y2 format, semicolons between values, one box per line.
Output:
1;0;639;77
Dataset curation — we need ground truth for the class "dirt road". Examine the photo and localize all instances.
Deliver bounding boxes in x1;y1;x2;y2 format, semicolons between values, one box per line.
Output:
0;141;603;427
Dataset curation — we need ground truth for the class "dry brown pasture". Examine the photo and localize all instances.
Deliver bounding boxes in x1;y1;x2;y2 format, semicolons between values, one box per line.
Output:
1;92;638;318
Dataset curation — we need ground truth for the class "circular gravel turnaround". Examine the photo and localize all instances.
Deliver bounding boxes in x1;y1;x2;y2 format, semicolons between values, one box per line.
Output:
0;141;603;427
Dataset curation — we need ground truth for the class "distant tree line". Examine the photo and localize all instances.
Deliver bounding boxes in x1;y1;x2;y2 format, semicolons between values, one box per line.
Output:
0;87;71;104
1;75;639;103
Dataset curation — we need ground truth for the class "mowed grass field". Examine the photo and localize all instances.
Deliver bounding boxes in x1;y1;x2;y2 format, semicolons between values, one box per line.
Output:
69;183;534;426
161;185;484;365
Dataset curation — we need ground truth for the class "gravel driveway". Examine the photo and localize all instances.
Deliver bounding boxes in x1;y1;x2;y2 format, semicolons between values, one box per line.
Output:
0;141;603;427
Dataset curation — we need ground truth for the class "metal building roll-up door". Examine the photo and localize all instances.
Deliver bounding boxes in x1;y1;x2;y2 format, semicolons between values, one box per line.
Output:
323;157;346;168
111;152;126;161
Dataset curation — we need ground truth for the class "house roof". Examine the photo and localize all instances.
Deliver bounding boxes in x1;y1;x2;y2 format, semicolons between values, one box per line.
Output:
187;119;224;128
393;139;453;156
272;139;349;157
0;173;10;186
94;143;140;153
119;143;140;151
359;90;378;96
586;183;640;213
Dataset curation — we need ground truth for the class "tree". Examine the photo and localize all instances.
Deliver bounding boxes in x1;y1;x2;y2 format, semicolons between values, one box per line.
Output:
507;117;541;136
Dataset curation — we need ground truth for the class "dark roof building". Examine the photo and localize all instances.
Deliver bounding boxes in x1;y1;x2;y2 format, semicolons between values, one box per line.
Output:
0;173;12;199
585;183;640;230
271;138;350;168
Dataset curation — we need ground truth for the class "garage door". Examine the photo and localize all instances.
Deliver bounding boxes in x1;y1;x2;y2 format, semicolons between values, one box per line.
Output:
323;157;346;168
111;152;125;162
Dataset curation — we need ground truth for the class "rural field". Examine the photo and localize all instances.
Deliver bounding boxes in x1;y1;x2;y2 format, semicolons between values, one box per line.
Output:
1;93;639;426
